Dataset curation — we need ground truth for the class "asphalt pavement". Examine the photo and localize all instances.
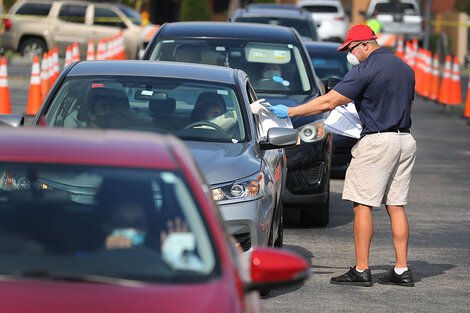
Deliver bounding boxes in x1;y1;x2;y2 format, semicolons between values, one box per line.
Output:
266;95;470;313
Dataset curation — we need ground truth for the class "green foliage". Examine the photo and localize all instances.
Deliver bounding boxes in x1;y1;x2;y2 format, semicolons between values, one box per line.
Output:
180;0;210;21
3;0;16;11
252;0;275;3
455;0;470;15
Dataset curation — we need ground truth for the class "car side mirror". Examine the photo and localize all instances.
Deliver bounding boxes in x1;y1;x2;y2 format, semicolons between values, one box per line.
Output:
325;77;342;93
244;247;309;293
259;127;299;150
0;114;24;127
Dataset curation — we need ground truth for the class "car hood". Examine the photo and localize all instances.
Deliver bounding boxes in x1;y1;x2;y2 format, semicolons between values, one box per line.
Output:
184;141;261;185
0;279;239;313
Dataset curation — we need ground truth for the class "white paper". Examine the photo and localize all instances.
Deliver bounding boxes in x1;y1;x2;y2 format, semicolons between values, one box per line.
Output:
258;110;293;138
324;102;362;139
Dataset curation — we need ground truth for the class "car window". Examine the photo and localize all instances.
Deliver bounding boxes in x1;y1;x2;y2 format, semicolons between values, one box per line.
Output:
301;5;339;13
309;50;351;83
16;2;52;16
94;7;125;28
374;3;417;14
43;76;247;143
149;39;315;104
0;162;219;283
58;5;87;24
234;17;318;41
115;4;142;26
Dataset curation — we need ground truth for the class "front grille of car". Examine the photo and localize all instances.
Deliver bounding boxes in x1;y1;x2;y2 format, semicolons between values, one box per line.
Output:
234;233;251;252
289;162;324;186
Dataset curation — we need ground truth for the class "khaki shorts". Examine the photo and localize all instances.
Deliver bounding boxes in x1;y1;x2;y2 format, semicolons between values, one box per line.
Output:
342;132;416;207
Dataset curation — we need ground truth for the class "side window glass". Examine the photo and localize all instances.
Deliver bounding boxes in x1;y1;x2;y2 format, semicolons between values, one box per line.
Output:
94;7;126;28
58;5;86;24
16;3;52;16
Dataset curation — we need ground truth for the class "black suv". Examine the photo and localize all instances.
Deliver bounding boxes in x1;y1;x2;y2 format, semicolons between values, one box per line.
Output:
144;22;331;226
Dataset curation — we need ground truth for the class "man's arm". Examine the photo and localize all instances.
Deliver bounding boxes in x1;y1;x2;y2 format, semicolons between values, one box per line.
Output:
289;90;353;117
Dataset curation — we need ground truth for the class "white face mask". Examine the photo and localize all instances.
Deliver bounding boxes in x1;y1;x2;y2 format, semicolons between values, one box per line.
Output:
346;45;362;66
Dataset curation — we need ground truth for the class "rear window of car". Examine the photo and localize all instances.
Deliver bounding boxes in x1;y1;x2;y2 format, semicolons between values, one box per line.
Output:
374;3;417;14
301;5;338;13
16;3;51;16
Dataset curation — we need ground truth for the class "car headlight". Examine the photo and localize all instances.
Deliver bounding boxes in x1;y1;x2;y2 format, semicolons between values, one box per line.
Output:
211;173;263;202
297;120;326;143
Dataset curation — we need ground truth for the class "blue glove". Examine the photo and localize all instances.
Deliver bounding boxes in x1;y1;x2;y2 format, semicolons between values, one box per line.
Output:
268;105;290;119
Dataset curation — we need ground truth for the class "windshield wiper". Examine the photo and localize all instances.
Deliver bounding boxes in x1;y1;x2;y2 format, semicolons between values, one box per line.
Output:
0;270;146;286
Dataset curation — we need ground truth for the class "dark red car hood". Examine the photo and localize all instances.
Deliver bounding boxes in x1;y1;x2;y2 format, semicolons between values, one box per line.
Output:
0;278;240;313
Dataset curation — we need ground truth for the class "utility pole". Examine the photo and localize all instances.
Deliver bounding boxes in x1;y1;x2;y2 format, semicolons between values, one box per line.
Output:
423;0;433;50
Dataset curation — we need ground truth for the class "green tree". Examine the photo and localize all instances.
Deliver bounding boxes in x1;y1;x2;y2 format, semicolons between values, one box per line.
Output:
180;0;210;21
455;0;470;15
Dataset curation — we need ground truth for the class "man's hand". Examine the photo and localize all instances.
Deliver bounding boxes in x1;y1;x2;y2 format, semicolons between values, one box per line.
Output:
268;105;290;119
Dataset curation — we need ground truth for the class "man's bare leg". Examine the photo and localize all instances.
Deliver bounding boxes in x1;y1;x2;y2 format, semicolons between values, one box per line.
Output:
386;205;409;268
354;203;373;271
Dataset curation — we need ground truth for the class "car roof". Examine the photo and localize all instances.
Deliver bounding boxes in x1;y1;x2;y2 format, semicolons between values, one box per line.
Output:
66;60;239;85
235;7;311;19
0;127;179;170
298;0;343;6
157;22;298;43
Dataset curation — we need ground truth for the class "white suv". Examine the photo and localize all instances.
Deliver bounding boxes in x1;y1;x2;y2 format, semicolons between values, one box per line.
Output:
297;0;350;42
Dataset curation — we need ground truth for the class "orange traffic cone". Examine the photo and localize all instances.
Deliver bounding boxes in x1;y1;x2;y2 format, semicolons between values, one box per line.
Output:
395;35;404;60
429;53;440;101
25;55;42;116
118;31;126;59
72;42;80;62
52;46;60;83
64;45;72;68
40;52;50;101
86;40;95;60
0;57;12;114
448;57;462;105
96;38;107;60
438;55;452;105
422;50;432;98
47;50;54;87
464;78;470;119
415;48;424;95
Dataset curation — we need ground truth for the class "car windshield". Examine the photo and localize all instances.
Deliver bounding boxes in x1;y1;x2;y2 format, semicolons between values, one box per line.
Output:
0;162;218;284
234;17;318;41
301;5;339;13
149;39;316;104
308;49;351;83
114;4;142;25
374;3;417;14
44;76;246;143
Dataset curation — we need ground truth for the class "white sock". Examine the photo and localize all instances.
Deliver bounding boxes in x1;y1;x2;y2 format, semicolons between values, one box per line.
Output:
394;267;408;275
355;266;364;272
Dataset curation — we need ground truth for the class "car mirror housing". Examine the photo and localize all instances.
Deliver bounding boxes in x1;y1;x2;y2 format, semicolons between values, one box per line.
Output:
259;127;299;150
0;114;24;127
244;247;309;293
325;77;342;93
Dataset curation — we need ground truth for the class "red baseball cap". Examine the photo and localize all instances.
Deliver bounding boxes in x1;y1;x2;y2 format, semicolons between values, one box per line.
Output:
337;24;378;51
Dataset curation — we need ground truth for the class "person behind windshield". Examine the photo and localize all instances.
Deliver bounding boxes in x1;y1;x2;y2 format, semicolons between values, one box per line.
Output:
86;98;115;129
190;101;225;123
175;44;202;63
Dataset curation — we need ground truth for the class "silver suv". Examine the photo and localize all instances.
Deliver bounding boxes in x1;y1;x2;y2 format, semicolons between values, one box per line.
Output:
0;0;158;59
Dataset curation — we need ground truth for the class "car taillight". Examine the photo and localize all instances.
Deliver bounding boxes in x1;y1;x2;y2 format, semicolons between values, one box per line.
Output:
5;18;11;31
334;16;345;21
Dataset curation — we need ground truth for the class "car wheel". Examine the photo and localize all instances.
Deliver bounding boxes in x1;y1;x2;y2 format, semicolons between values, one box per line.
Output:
300;193;330;227
20;38;47;59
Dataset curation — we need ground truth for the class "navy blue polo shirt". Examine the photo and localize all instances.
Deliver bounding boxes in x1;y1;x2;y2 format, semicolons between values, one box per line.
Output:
333;48;415;137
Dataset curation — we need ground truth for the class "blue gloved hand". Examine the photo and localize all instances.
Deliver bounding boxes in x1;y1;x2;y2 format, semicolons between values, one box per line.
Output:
267;105;290;119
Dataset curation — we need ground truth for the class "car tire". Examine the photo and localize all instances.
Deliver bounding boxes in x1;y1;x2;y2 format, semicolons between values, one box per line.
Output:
19;37;47;59
300;193;330;227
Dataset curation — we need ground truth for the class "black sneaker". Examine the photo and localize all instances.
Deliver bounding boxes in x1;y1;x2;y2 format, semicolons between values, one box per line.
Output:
378;268;415;287
330;266;373;287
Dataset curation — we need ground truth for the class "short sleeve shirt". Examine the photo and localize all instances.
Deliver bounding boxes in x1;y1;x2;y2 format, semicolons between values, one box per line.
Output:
333;48;415;137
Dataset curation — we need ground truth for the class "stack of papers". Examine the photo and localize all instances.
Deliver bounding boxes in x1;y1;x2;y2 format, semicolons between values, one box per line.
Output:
324;102;362;139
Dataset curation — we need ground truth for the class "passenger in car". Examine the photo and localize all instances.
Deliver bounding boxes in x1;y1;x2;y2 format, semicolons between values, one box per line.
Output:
175;44;202;63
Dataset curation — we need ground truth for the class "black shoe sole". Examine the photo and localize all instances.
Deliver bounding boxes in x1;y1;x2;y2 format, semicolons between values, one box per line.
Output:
377;279;415;287
330;280;373;287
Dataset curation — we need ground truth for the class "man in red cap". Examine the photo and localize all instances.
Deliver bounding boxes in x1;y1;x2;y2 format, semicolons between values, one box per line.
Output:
269;24;416;287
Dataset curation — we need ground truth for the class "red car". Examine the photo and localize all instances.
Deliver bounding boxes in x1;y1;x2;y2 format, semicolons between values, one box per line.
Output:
0;127;308;313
